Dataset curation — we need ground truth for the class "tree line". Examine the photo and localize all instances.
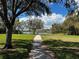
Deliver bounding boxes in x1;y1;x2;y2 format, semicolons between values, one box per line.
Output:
0;18;44;34
51;15;79;35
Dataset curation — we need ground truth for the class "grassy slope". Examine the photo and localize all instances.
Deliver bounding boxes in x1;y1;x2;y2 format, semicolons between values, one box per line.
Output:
42;33;79;42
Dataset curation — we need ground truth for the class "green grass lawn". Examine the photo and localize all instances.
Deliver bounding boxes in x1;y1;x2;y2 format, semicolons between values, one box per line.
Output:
42;33;79;42
0;34;34;47
42;33;79;59
0;34;34;40
0;34;35;59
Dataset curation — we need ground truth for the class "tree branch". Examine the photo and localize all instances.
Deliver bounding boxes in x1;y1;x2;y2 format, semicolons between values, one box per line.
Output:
15;0;33;17
0;11;3;18
1;0;10;24
15;0;22;14
11;0;34;26
0;11;10;28
1;0;7;17
11;0;23;26
12;0;16;16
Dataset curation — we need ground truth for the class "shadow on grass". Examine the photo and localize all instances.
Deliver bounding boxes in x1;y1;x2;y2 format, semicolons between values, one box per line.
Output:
13;39;33;51
52;49;79;59
43;40;79;47
43;40;79;59
0;39;33;59
0;49;28;59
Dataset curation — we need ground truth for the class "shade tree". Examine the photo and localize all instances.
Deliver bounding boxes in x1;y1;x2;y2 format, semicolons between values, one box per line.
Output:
0;0;50;49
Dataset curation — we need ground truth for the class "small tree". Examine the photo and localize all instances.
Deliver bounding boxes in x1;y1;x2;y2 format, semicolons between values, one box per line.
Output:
27;18;44;34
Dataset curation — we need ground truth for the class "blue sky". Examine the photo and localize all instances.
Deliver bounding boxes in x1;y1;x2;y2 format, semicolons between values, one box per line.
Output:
19;3;68;18
49;3;68;16
19;3;68;29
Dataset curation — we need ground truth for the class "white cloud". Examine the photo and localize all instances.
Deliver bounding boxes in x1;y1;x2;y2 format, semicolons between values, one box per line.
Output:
19;17;29;21
75;0;79;7
75;0;79;3
19;13;65;29
38;13;65;29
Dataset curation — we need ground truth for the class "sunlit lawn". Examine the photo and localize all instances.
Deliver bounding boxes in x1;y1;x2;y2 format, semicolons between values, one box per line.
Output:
0;34;35;49
0;34;34;46
0;34;34;40
42;33;79;42
0;34;35;59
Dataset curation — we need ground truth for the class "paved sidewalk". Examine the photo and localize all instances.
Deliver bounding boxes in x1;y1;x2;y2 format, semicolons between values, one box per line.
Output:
29;35;56;59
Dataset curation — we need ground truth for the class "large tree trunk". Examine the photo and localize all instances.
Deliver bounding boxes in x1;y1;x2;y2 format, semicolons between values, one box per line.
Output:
3;27;13;49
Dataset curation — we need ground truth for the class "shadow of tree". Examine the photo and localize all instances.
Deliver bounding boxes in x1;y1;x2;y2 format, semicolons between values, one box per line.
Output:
0;43;5;45
43;40;79;47
0;39;33;59
43;40;79;59
0;49;28;59
13;39;33;51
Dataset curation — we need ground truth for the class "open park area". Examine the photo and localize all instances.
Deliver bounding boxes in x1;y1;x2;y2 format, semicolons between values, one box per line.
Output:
0;34;79;59
0;0;79;59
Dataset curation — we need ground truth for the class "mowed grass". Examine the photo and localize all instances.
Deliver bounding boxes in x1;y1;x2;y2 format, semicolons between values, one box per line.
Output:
0;34;35;48
0;34;34;40
0;34;35;59
42;33;79;42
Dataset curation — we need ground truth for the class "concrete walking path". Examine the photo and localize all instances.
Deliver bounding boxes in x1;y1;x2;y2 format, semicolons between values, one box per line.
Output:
29;35;56;59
